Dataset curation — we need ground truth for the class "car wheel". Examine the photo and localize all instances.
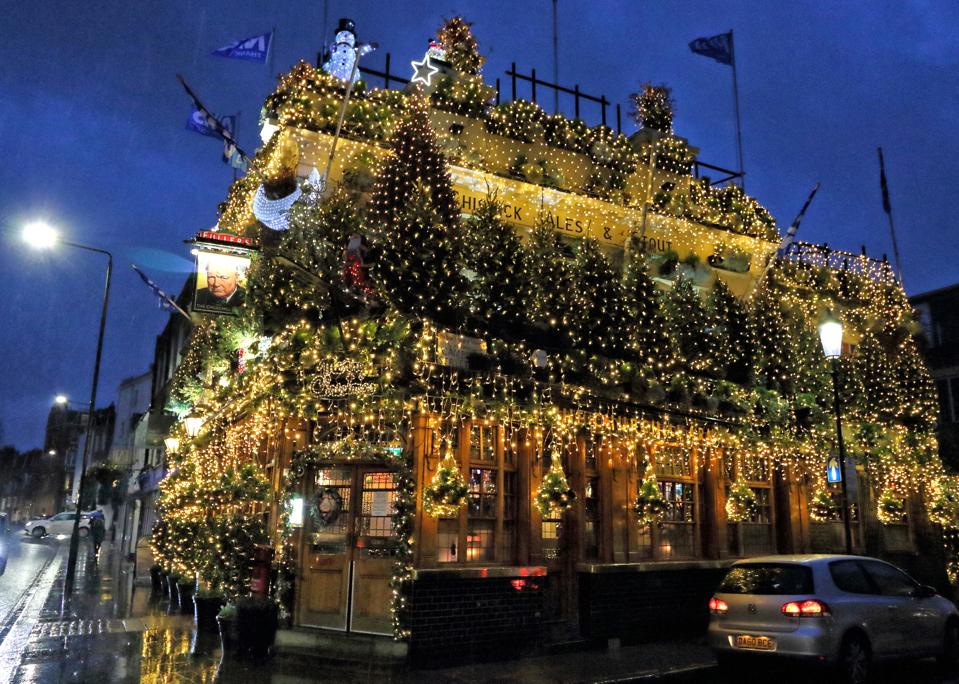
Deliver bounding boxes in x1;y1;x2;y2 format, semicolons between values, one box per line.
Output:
838;633;871;684
78;527;89;538
937;619;959;670
31;527;45;538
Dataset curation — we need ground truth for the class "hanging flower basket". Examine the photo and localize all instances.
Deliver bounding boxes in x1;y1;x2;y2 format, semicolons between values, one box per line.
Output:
808;489;838;523
424;451;468;518
634;476;668;527
877;489;906;524
252;184;302;232
928;478;959;528
725;482;758;523
535;450;576;517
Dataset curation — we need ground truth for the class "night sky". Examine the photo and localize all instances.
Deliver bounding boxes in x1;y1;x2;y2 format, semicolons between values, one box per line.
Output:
1;1;957;450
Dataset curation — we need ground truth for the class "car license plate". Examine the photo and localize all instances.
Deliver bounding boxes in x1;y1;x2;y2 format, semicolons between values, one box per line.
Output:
735;635;776;651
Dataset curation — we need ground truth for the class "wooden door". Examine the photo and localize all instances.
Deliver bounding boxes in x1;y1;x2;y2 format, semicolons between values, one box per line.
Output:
298;466;354;630
296;466;398;635
350;469;399;635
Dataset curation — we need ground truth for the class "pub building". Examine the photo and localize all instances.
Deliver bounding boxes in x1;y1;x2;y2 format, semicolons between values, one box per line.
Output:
155;19;949;667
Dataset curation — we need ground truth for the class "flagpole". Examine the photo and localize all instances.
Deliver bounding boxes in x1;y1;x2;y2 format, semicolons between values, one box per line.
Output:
878;147;905;286
268;28;276;79
751;183;821;296
551;0;559;114
729;30;745;190
322;50;364;189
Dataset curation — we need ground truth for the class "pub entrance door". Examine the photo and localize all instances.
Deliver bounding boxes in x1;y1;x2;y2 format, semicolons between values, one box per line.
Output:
296;464;399;635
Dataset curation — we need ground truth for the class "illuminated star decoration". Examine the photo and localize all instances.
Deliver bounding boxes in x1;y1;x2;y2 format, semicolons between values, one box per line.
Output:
410;55;440;87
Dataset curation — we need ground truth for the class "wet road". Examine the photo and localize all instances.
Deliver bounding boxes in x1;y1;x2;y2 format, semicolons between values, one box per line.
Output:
669;658;959;683
0;534;57;638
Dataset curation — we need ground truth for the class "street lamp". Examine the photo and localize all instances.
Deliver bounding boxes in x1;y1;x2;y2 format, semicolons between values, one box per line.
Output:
163;437;180;453
183;416;204;439
23;221;113;598
818;313;853;554
54;394;69;406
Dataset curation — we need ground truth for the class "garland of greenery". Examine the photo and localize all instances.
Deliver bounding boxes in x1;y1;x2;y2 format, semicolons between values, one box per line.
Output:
273;438;415;640
876;488;906;524
725;482;759;523
634;475;669;527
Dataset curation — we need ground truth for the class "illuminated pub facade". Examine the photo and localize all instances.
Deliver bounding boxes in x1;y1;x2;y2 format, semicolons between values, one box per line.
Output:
161;33;948;665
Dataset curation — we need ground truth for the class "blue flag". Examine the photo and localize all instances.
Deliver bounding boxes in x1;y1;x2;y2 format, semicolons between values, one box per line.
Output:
187;108;235;139
689;32;733;65
211;31;272;63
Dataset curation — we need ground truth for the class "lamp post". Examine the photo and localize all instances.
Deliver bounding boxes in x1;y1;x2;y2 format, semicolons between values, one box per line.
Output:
23;221;113;597
819;313;853;554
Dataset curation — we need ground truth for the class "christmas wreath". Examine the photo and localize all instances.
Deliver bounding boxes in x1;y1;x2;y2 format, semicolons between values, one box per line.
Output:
808;489;838;523
424;451;469;518
725;482;758;523
535;450;576;517
877;489;906;524
634;476;669;527
313;487;343;527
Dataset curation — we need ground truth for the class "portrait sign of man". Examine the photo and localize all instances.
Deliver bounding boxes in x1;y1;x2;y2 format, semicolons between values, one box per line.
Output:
193;251;250;315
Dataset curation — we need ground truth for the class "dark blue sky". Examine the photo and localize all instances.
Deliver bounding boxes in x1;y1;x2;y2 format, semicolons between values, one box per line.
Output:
2;1;957;450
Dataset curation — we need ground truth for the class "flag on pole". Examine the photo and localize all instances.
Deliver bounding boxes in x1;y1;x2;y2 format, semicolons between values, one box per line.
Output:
777;182;821;255
177;75;249;162
211;31;273;63
131;265;192;321
878;147;892;214
689;32;733;65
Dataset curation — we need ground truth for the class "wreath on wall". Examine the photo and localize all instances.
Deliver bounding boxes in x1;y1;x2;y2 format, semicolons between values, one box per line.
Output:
808;488;838;523
423;449;469;518
725;482;758;523
535;448;576;517
313;487;344;527
928;478;959;528
634;475;669;527
877;488;906;525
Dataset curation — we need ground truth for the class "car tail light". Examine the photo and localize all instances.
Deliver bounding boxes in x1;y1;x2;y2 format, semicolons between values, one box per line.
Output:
709;597;729;614
781;599;830;617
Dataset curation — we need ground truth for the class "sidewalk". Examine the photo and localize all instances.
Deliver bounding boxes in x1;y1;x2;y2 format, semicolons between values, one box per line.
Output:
1;541;717;683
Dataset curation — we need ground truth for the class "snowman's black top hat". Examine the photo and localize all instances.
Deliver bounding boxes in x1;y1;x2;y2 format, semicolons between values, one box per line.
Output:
335;18;356;36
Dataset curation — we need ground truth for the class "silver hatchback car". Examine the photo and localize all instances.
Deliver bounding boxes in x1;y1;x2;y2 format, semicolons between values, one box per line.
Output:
708;554;959;683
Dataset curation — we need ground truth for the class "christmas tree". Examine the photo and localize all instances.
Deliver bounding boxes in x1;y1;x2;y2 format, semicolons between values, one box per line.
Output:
708;279;753;384
367;96;467;323
437;16;485;75
461;195;529;333
856;328;900;421
526;220;573;345
665;276;722;377
621;250;673;372
568;238;627;356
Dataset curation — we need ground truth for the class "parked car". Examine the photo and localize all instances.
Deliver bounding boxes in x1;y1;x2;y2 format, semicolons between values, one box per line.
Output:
708;554;959;684
24;511;91;539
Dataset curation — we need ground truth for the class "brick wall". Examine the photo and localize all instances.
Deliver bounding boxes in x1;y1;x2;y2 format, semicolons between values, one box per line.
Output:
578;567;726;641
408;574;545;667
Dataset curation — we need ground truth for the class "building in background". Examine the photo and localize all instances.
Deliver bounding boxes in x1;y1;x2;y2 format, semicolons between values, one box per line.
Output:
912;283;959;472
107;371;152;555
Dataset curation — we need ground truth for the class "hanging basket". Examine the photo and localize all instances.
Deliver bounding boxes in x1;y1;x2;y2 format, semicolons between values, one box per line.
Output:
634;476;668;527
252;184;302;232
808;489;838;523
535;449;576;517
725;482;758;523
877;489;906;524
424;452;469;518
928;478;959;528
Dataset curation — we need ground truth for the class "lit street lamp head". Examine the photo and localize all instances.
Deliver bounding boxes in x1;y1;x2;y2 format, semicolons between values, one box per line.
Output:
54;394;68;405
819;314;844;359
22;221;59;249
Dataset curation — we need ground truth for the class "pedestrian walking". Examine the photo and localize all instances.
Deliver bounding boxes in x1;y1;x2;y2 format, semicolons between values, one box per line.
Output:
90;513;106;559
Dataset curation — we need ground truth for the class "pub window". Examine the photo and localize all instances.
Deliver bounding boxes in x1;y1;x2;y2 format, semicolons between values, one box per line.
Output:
726;454;774;557
437;422;516;564
583;477;600;560
653;445;698;559
541;440;567;561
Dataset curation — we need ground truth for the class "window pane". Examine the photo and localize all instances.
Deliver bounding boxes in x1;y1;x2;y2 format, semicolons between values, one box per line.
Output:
829;560;875;594
466;520;494;562
862;561;916;597
437;519;459;563
718;564;814;595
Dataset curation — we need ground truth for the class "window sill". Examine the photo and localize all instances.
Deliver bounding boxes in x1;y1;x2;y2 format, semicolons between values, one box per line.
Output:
412;565;547;580
577;559;733;574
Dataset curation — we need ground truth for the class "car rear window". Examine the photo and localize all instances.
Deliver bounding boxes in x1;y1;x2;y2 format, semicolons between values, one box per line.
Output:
718;563;814;595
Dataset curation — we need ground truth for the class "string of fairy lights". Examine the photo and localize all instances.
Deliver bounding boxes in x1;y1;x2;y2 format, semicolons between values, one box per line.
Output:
151;14;952;639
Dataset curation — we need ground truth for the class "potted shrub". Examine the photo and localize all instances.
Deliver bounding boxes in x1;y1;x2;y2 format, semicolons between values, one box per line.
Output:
149;564;164;595
194;586;226;632
176;576;196;615
217;603;239;655
235;596;280;659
